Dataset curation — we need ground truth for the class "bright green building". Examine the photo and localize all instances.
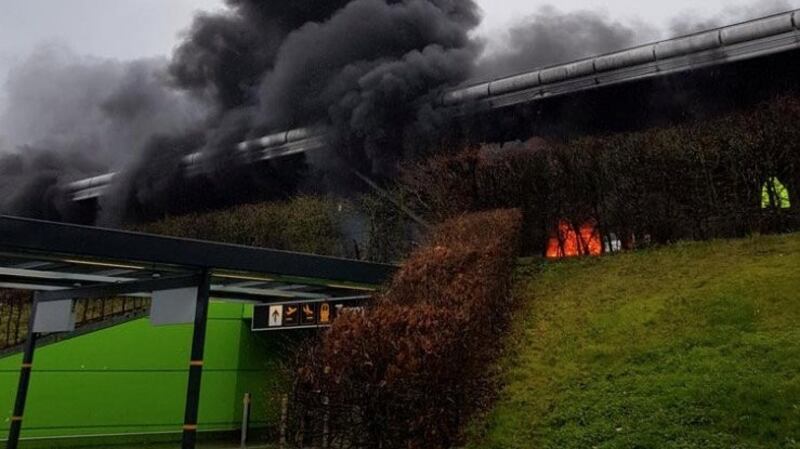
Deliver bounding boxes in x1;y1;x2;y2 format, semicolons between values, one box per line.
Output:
0;302;287;447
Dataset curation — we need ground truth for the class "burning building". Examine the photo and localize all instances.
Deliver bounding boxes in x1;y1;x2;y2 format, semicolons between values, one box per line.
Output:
2;4;800;228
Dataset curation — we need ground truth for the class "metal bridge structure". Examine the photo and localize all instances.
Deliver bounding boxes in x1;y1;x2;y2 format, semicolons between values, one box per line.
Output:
66;9;800;203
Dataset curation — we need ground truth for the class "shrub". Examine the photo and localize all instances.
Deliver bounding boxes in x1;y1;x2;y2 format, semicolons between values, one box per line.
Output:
134;196;352;257
289;210;522;449
401;94;800;254
359;192;415;263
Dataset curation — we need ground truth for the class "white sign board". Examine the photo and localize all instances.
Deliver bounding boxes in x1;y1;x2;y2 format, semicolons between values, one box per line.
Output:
268;305;283;327
33;300;76;333
150;287;198;326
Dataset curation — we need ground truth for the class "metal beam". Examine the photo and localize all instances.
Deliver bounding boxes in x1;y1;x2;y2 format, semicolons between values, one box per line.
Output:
36;274;203;303
211;284;327;300
0;215;396;286
181;270;211;449
0;266;138;285
6;295;39;449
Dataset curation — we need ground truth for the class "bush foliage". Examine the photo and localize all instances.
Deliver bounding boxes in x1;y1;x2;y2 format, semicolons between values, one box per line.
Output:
134;196;352;257
359;192;415;263
289;210;523;449
402;95;800;255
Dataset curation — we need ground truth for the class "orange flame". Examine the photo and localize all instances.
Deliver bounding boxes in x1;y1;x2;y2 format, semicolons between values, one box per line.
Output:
546;219;602;259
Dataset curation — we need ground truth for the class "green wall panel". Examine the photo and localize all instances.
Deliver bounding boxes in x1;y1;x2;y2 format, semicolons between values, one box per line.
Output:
0;302;285;443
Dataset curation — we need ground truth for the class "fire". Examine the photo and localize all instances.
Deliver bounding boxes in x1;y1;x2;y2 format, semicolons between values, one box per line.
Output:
546;219;603;259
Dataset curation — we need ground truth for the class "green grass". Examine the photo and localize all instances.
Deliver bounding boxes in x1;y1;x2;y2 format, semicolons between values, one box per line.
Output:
469;233;800;449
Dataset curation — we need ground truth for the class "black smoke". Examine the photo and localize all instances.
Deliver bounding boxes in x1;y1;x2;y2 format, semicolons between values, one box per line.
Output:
0;45;206;221
0;148;102;221
169;0;355;110
251;0;479;171
474;6;657;80
3;1;797;224
114;0;482;222
0;0;481;224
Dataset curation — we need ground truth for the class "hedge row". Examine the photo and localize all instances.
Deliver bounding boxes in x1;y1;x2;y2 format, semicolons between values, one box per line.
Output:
402;94;800;254
133;195;418;262
133;196;353;257
288;210;522;449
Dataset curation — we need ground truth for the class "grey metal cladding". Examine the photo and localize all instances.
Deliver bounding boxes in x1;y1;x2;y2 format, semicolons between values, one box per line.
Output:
258;131;289;148
541;77;597;97
182;152;203;166
33;299;76;333
285;127;315;142
539;66;568;84
234;127;322;152
441;83;490;106
66;173;117;193
488;87;543;110
594;45;656;72
150;287;198;326
237;132;285;152
563;60;596;79
721;13;795;45
655;31;722;60
488;71;541;96
595;64;658;85
795;10;800;29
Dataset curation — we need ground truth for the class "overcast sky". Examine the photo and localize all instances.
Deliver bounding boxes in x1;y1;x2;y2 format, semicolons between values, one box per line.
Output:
1;0;798;105
475;0;799;35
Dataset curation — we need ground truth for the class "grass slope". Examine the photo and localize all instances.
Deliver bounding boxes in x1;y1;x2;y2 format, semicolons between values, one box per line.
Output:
470;233;800;449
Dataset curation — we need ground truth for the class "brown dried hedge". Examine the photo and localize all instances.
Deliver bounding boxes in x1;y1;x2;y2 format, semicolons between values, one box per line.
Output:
289;209;522;449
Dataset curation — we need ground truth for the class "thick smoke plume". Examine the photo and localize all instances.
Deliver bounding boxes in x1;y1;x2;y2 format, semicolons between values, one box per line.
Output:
474;6;657;80
1;1;797;224
0;0;481;223
0;45;205;221
114;0;481;223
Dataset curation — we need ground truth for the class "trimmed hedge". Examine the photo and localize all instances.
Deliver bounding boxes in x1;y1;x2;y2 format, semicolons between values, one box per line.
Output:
402;94;800;254
289;210;522;449
134;196;352;257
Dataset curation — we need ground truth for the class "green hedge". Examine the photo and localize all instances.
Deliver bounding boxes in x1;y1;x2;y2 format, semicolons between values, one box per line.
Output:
402;94;800;254
134;196;351;257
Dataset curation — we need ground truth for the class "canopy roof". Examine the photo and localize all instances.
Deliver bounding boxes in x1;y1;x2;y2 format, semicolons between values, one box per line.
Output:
0;215;395;303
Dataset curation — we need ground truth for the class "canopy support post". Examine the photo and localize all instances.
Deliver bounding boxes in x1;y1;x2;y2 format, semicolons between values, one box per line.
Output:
6;293;39;449
181;269;211;449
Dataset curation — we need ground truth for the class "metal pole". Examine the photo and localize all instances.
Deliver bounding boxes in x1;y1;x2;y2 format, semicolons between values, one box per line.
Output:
181;270;211;449
240;393;251;448
6;293;39;449
322;395;330;449
279;394;288;449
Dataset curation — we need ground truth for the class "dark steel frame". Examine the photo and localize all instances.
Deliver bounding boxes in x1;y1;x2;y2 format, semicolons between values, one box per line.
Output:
6;295;37;449
36;274;202;303
0;215;394;285
181;270;211;449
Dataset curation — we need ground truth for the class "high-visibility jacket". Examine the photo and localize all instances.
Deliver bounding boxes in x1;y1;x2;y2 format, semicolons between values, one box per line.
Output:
762;177;791;209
